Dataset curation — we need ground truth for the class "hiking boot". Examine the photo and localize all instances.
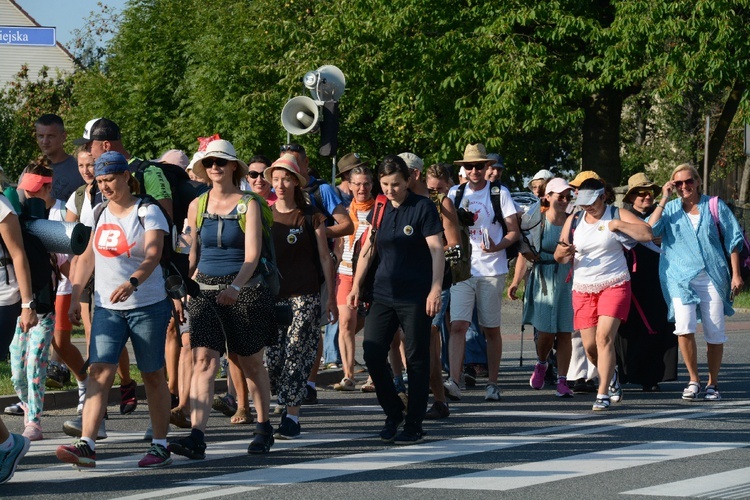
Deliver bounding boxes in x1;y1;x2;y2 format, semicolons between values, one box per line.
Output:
56;439;96;468
63;416;107;440
247;422;275;454
302;384;318;405
0;433;30;484
608;367;623;403
138;443;172;468
212;393;238;417
443;378;462;401
529;361;547;390
485;383;502;401
424;401;449;420
274;416;301;440
168;436;206;460
379;415;404;443
119;380;138;415
555;378;574;398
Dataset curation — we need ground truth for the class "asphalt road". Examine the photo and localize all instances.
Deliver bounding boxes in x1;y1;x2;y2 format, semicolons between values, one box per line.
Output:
3;299;750;499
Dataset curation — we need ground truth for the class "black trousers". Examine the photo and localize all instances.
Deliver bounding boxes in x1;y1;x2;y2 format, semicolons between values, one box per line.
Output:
363;299;431;432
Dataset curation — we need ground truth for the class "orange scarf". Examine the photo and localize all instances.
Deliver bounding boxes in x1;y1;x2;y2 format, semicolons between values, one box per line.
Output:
348;198;376;247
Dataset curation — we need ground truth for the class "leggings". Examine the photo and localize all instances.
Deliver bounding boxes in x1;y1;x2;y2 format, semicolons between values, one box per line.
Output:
266;294;321;407
10;313;55;424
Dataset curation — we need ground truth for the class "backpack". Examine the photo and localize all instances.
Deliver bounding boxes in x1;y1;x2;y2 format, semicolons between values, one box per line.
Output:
73;184;87;218
453;180;519;262
195;190;280;296
351;194;388;304
0;195;59;315
429;190;471;284
305;177;335;226
709;196;750;285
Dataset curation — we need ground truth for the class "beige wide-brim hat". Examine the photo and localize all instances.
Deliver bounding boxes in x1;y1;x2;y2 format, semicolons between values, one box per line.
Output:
454;143;490;164
191;139;248;180
624;172;660;201
264;154;307;186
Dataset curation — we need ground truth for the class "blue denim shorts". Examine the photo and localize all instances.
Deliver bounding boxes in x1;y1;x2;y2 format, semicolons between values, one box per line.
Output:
90;299;172;373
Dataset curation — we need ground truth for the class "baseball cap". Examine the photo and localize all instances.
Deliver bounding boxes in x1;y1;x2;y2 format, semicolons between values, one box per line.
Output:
73;118;122;146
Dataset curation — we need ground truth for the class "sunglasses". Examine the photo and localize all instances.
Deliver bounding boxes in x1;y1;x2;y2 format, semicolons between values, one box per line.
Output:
634;190;654;198
464;163;486;171
280;144;305;154
201;157;229;168
247;171;264;179
673;178;695;189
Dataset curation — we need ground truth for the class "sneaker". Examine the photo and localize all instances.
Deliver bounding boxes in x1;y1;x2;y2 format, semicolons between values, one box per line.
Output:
555;378;574;398
0;434;30;484
76;386;86;415
247;422;275;454
119;380;138;415
212;393;238;417
485;383;502;401
424;401;450;420
529;361;547;390
274;416;301;440
22;422;43;441
168;436;206;460
608;367;623;403
393;429;424;445
333;377;356;391
45;363;65;389
138;443;172;468
302;384;318;405
63;416;107;440
592;396;611;411
3;403;23;416
443;378;462;401
379;416;404;443
704;385;721;401
463;365;477;388
682;381;701;400
55;439;96;468
573;378;597;394
170;408;192;429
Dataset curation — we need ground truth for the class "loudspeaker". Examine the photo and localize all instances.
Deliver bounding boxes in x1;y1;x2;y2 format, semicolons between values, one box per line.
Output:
304;65;346;101
281;96;320;135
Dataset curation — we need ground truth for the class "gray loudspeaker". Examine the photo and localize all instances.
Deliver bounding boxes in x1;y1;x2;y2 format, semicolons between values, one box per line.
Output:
281;96;320;135
304;65;346;101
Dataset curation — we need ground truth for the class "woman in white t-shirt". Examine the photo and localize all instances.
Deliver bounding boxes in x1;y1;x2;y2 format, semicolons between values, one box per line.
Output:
56;151;173;469
555;177;652;411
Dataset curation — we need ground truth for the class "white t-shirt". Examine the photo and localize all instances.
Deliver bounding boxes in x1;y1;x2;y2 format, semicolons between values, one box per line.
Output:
571;208;629;293
92;201;169;310
448;182;517;276
65;188;95;229
48;199;72;295
0;197;20;306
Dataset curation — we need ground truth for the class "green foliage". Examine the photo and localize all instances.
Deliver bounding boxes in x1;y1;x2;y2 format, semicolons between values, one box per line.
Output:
0;66;75;179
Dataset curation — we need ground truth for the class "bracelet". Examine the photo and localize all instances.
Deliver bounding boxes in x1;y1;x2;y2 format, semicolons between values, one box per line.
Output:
229;284;242;292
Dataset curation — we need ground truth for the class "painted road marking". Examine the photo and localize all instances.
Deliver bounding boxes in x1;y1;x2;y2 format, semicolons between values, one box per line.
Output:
623;466;750;498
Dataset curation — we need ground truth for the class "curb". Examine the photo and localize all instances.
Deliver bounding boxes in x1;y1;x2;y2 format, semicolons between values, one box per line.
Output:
0;369;345;412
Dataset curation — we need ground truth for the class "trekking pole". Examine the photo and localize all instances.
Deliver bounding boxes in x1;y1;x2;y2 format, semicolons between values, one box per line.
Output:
519;324;524;367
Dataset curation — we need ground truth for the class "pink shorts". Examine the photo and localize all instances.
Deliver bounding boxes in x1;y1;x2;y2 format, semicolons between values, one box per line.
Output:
336;274;354;306
572;281;631;330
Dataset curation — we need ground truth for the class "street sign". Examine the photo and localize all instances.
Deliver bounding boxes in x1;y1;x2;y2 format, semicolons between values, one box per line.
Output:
0;26;56;47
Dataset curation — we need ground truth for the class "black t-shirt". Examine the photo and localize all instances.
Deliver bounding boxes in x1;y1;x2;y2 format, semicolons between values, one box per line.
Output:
370;191;442;304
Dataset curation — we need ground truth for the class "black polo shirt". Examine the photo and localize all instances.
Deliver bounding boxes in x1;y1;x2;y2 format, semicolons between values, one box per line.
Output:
371;191;442;304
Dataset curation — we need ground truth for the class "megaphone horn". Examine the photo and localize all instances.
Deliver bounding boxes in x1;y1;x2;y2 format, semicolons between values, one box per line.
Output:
281;96;320;135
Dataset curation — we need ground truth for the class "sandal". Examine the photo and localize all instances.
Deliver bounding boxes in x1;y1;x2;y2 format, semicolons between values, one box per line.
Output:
230;407;252;425
334;377;356;391
704;385;721;401
360;377;376;393
681;381;701;400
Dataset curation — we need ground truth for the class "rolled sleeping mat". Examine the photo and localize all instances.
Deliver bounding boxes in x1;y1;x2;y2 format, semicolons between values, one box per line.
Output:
24;219;92;255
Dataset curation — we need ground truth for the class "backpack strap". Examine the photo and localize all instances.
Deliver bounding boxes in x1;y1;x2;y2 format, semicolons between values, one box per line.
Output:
489;181;505;225
709;196;723;240
453;183;468;211
74;184;87;219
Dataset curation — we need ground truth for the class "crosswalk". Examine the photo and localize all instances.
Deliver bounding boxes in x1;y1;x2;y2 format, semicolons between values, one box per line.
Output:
11;402;750;498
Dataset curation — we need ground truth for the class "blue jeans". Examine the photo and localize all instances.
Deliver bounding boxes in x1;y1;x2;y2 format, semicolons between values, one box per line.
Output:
323;321;341;364
434;289;451;371
90;299;172;373
464;307;487;365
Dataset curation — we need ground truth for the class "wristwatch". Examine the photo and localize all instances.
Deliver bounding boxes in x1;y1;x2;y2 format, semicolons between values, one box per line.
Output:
21;300;37;310
229;284;242;292
129;277;139;291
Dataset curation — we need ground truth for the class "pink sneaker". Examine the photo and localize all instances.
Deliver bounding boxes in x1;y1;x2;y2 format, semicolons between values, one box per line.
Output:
22;422;43;441
555;378;574;398
529;362;547;390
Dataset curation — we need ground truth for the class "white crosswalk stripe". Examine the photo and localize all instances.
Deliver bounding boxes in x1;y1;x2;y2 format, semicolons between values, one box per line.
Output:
623;466;750;498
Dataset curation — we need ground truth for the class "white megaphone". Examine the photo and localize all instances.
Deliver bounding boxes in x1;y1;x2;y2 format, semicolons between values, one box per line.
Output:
281;96;320;135
303;65;346;101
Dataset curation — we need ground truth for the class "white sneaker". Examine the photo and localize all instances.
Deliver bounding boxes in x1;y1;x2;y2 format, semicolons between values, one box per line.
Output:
485;383;501;401
62;415;107;440
443;378;462;401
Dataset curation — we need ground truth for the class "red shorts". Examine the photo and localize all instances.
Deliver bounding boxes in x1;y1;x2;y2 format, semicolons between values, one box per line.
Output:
572;281;631;330
336;274;354;306
55;293;73;331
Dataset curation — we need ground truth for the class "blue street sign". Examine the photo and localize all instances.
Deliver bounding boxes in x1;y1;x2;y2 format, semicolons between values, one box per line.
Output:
0;26;56;47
